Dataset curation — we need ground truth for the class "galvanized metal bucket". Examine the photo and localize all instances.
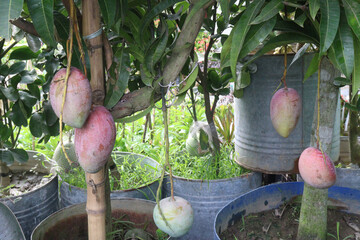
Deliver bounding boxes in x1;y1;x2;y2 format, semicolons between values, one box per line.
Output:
214;182;360;239
164;172;262;240
0;201;25;240
234;54;340;174
0;151;59;240
60;151;161;208
31;198;159;240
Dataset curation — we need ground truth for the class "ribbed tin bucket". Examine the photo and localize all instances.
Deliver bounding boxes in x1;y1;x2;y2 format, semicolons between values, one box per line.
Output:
214;182;360;239
31;198;158;240
234;54;340;174
0;151;59;240
0;201;25;240
163;172;262;240
60;151;161;208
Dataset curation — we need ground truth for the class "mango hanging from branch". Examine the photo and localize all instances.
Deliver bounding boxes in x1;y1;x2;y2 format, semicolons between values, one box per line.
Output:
270;87;301;138
50;67;92;128
75;106;116;173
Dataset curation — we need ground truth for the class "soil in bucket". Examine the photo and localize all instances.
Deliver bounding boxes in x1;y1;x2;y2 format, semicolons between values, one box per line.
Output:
219;197;360;240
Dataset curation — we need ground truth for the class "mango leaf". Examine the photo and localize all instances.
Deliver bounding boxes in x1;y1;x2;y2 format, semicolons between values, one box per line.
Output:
343;0;360;41
239;16;276;59
145;20;169;74
0;0;23;40
98;0;117;27
319;0;340;56
235;69;250;90
353;36;360;99
220;31;233;69
230;0;265;79
9;62;26;75
294;13;307;28
0;149;14;164
126;45;145;63
20;70;37;84
173;92;186;106
105;49;130;109
219;0;230;25
304;53;320;82
182;0;212;30
178;65;198;95
334;77;351;87
251;0;282;25
9;46;40;60
140;0;183;36
140;64;154;87
28;0;56;47
288;43;310;70
25;33;42;52
9;148;28;163
309;0;320;20
328;10;354;79
29;112;43;138
19;90;38;108
245;33;317;67
0;86;19;101
116;106;153;123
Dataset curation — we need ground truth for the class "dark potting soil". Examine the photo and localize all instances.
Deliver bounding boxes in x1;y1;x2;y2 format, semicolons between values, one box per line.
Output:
219;200;360;240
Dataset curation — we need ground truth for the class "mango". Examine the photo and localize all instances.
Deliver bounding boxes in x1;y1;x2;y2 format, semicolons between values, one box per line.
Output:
153;196;193;237
74;106;116;173
270;87;301;138
298;147;336;189
50;67;92;128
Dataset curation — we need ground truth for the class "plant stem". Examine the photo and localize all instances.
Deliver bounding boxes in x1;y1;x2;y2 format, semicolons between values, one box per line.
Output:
190;88;197;122
348;85;360;165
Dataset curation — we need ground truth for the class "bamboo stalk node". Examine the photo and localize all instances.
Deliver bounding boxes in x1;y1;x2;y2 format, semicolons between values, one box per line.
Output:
86;208;106;215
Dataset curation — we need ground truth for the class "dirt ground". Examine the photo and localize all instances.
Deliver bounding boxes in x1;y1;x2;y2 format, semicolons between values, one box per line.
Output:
220;200;360;240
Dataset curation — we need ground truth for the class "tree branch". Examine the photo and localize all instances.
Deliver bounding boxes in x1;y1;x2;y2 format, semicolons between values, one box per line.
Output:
110;0;213;119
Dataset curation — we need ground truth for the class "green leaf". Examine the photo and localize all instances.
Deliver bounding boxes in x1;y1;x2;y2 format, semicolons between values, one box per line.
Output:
288;43;310;70
0;85;19;101
98;0;117;27
140;64;153;87
20;69;37;84
29;112;43;137
245;33;317;67
0;0;23;40
25;33;42;52
334;77;351;87
173;92;186;106
126;45;145;63
105;48;130;109
28;0;56;47
294;13;307;28
19;90;38;108
304;53;320;82
9;148;28;163
239;16;276;59
9;46;40;60
140;0;183;36
328;10;354;79
220;32;233;69
309;0;320;20
319;0;340;56
9;101;28;126
9;61;26;75
230;0;265;79
27;83;41;100
116;105;153;123
343;0;360;41
53;11;69;45
43;101;58;126
219;0;230;25
236;69;250;90
353;36;360;99
0;149;14;164
251;0;282;25
178;65;199;95
183;0;213;28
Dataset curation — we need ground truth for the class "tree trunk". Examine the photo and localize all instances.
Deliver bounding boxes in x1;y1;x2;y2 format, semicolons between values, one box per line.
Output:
349;87;360;165
0;162;10;191
297;57;339;240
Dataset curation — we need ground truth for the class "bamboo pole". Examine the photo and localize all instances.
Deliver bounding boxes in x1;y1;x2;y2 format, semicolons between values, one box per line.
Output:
82;1;107;239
